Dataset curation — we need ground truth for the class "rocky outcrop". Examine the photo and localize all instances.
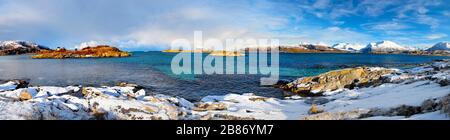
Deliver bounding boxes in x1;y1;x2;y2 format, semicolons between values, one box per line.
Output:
281;67;395;96
0;40;50;56
32;45;130;59
193;102;228;111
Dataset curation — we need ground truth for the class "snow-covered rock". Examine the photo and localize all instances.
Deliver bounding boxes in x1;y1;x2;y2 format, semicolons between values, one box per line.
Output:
0;81;17;92
0;84;190;120
361;41;410;53
427;42;450;51
331;43;364;52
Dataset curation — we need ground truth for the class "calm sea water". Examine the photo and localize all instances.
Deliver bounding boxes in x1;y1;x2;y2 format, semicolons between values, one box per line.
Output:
0;52;448;101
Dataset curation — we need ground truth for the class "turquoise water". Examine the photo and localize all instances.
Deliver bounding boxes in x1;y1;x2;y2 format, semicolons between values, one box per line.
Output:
0;52;448;101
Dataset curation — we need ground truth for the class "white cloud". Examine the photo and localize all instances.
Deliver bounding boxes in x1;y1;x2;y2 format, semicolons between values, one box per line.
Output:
0;2;45;26
444;11;450;17
416;15;439;29
312;0;330;9
395;0;441;18
279;26;373;45
363;22;409;30
358;0;399;16
75;41;111;49
425;33;447;40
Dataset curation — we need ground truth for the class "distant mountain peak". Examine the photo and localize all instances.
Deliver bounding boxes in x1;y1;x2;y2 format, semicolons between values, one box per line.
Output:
427;42;450;51
361;40;409;53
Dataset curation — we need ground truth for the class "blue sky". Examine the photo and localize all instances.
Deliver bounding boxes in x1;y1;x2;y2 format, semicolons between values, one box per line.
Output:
0;0;449;50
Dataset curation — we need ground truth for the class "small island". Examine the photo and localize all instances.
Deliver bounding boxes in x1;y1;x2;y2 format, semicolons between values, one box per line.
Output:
32;45;131;59
209;51;245;56
162;49;244;56
162;49;211;53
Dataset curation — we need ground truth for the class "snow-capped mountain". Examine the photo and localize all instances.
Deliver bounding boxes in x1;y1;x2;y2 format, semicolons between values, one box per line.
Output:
361;41;409;53
0;40;49;55
427;42;450;51
331;43;364;52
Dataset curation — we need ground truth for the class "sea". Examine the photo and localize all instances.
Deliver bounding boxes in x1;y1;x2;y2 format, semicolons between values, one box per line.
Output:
0;52;448;101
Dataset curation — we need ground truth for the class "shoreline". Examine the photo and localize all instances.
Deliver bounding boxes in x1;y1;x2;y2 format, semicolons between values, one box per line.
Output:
1;59;449;120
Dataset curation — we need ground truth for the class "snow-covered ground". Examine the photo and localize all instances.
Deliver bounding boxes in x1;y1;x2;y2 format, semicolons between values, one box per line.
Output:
0;60;449;120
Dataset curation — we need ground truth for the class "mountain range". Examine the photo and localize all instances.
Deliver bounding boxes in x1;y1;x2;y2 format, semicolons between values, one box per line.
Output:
0;40;449;56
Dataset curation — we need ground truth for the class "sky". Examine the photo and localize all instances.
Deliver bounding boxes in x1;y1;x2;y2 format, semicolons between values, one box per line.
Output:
0;0;449;50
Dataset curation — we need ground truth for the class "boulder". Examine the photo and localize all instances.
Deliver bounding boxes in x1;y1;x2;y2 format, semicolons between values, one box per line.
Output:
19;91;33;101
193;102;228;111
308;104;324;115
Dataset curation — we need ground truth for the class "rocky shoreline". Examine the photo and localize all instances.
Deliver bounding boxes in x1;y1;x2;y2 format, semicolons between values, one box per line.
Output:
1;60;449;120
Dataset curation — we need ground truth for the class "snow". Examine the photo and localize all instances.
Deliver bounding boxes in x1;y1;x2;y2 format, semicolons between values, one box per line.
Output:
0;81;17;92
427;42;450;51
36;86;80;96
1;78;449;120
362;116;406;120
324;80;449;112
365;111;450;120
331;43;364;52
198;93;310;120
0;40;45;50
188;60;450;120
0;85;186;120
191;79;449;120
361;40;410;53
404;111;448;120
